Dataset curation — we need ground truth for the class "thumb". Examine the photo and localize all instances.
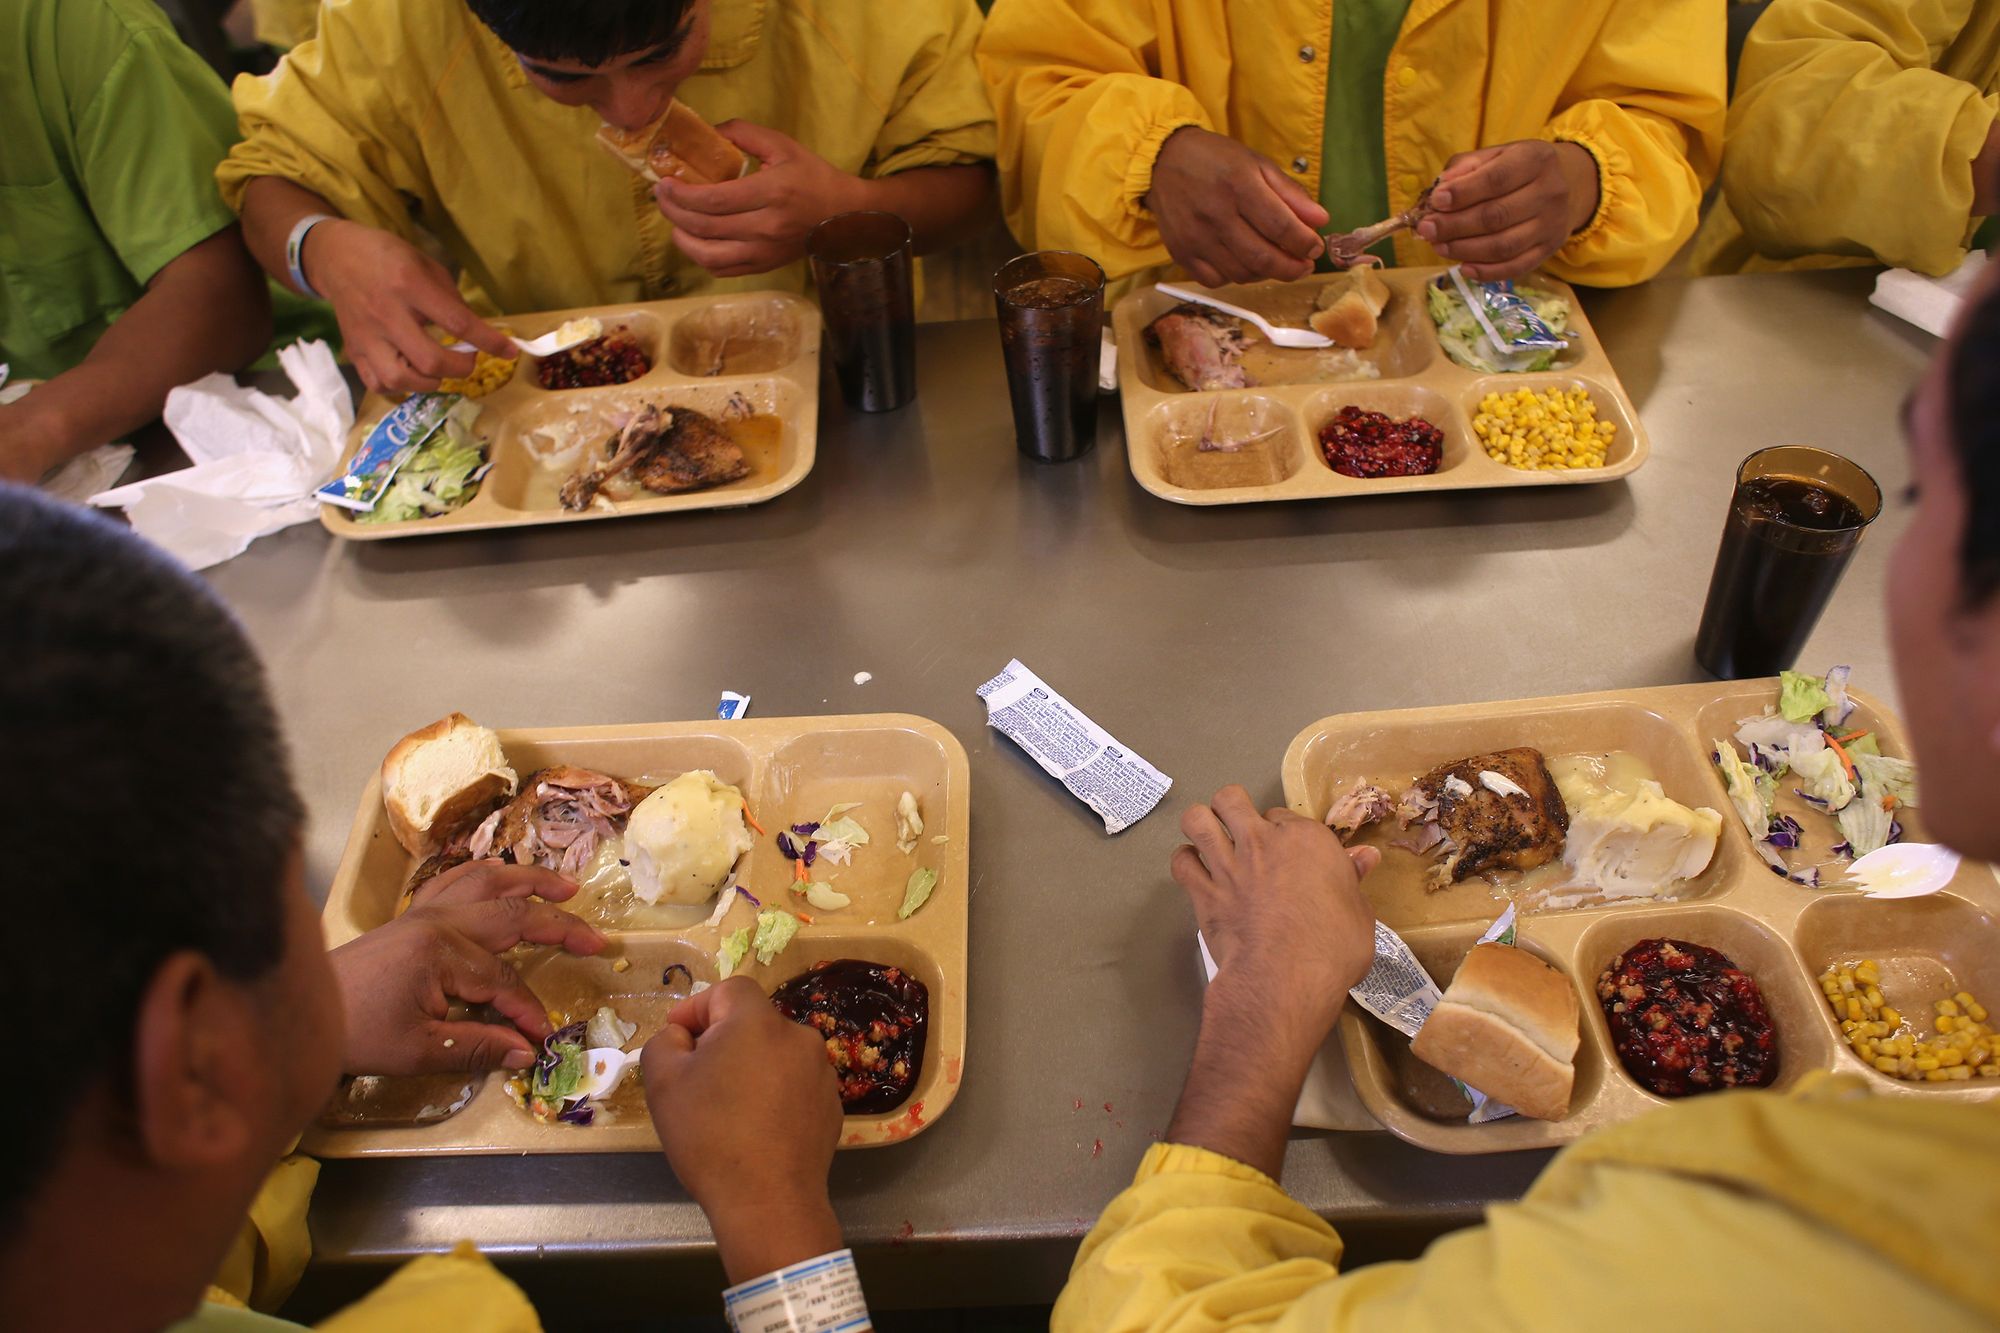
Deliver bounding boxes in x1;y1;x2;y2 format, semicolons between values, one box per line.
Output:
423;1019;539;1072
711;118;789;164
1257;159;1330;232
1347;846;1382;879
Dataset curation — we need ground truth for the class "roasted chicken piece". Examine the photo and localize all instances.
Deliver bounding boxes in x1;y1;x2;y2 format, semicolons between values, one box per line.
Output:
1410;747;1568;888
1324;181;1437;269
558;404;750;510
1145;303;1252;391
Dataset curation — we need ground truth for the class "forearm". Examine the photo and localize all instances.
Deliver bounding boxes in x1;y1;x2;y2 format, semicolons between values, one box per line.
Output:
1166;978;1329;1180
706;1190;845;1286
853;164;995;255
1975;123;2000;217
239;175;345;295
0;227;270;479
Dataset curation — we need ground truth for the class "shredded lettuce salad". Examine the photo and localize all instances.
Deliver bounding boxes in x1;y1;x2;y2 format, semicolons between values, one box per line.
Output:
356;397;490;524
1426;280;1570;373
1710;666;1918;883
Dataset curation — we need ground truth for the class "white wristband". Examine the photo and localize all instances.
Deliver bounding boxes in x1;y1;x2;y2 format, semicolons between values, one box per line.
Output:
285;212;338;300
723;1248;872;1333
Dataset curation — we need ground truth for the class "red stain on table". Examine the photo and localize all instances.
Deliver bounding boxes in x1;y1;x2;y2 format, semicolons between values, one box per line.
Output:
1072;1097;1085;1111
1091;1138;1103;1159
890;1221;915;1247
1103;1102;1114;1114
945;1057;963;1086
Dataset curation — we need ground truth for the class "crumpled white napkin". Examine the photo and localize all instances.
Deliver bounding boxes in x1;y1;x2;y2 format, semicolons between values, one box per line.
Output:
90;341;353;570
1869;250;1988;338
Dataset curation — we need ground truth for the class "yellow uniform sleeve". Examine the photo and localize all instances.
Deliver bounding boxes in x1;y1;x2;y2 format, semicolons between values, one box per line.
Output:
1540;0;1726;287
1057;1085;2000;1333
863;0;998;178
315;1242;542;1333
203;1154;320;1312
216;0;438;238
1721;0;1998;276
976;0;1217;281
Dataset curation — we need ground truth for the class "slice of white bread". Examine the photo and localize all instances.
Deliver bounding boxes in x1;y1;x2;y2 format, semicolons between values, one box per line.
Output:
381;712;517;856
1409;942;1581;1121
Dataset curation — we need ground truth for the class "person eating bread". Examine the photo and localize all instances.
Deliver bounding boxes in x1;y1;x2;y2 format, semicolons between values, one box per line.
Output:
221;0;998;396
1055;264;2000;1325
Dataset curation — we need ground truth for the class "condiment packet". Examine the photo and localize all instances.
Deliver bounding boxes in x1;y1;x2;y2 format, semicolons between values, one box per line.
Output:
1348;903;1519;1123
717;691;751;721
317;392;459;511
1446;267;1567;371
976;659;1172;834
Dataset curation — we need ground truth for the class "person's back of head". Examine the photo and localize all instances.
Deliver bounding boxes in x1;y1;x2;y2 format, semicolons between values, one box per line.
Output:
463;0;694;66
0;485;341;1331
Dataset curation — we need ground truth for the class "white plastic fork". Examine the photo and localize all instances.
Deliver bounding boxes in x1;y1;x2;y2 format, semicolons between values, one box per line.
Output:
448;316;604;359
1155;282;1333;349
569;1046;642;1101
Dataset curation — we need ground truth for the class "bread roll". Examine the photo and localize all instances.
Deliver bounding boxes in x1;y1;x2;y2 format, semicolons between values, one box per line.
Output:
381;713;517;856
1409;942;1580;1121
596;100;749;186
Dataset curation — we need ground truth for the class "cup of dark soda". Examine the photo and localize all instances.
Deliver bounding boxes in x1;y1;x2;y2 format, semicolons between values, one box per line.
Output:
1694;445;1882;679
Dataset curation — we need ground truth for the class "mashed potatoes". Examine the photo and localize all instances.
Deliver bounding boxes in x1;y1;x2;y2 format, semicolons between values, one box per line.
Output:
625;770;753;905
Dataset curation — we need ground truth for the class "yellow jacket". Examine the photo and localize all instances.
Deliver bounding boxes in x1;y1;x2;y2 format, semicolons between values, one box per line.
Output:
1057;1079;2000;1331
975;0;1724;291
1693;0;1999;277
219;0;996;316
247;0;317;51
169;1154;538;1333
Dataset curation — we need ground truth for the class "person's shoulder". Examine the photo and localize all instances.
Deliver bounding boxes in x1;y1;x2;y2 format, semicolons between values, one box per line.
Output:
24;0;227;106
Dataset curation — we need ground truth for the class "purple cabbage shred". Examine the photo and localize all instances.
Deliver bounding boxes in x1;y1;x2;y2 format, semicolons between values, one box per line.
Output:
1832;840;1853;858
556;1101;595;1126
1888;819;1904;845
1789;867;1820;888
1765;815;1804;850
662;963;693;989
737;886;762;907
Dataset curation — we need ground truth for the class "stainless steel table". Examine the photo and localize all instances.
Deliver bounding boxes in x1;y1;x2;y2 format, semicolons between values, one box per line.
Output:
205;268;1934;1317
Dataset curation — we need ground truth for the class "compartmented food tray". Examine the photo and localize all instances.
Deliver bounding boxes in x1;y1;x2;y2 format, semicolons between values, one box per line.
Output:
1280;680;1999;1154
305;713;968;1156
322;292;821;539
1114;266;1648;504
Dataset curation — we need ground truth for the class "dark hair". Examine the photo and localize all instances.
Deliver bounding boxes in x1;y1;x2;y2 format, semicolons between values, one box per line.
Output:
465;0;695;65
0;488;300;1234
1946;282;2000;607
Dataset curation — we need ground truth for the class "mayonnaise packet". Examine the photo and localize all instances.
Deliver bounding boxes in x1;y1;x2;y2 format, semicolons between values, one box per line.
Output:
976;659;1171;834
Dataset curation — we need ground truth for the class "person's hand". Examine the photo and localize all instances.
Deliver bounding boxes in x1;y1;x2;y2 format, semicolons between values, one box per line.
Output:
1974;122;2000;217
1165;785;1379;1178
1146;126;1329;287
302;219;513;396
1417;140;1601;281
328;860;606;1076
1175;786;1379;1047
642;977;844;1282
654;121;863;277
0;394;78;484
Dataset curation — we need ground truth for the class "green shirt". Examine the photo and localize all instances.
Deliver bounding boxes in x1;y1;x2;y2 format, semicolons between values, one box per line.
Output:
0;0;252;382
1318;0;1413;267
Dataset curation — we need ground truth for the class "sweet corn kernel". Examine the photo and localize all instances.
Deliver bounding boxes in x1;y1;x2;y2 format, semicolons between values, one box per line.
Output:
1937;1014;1956;1033
1969;1003;1989;1023
1880;1007;1901;1028
1874;1056;1900;1074
1854;962;1881;986
1939;1047;1965;1066
1938;999;1961;1017
1473;386;1612;471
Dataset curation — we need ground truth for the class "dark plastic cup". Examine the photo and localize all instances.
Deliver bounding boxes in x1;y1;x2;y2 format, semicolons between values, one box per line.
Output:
1694;445;1882;678
808;212;916;413
993;251;1106;463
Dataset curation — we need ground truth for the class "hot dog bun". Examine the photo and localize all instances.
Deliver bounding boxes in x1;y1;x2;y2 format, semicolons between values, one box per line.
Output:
596;100;749;185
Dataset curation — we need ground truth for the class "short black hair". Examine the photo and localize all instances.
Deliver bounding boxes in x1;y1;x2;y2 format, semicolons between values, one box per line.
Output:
465;0;695;66
1946;281;2000;608
0;487;300;1235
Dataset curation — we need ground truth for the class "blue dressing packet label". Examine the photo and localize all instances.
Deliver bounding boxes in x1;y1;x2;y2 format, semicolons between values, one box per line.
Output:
317;392;458;511
717;691;752;720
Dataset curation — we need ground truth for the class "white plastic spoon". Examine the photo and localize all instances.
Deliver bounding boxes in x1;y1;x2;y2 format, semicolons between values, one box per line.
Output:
448;315;604;359
1846;842;1961;899
569;1046;642;1101
1154;282;1334;349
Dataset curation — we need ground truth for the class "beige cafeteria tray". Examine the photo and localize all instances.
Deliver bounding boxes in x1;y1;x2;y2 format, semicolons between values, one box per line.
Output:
1114;265;1648;504
322;292;820;539
304;713;968;1156
1281;680;1999;1154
